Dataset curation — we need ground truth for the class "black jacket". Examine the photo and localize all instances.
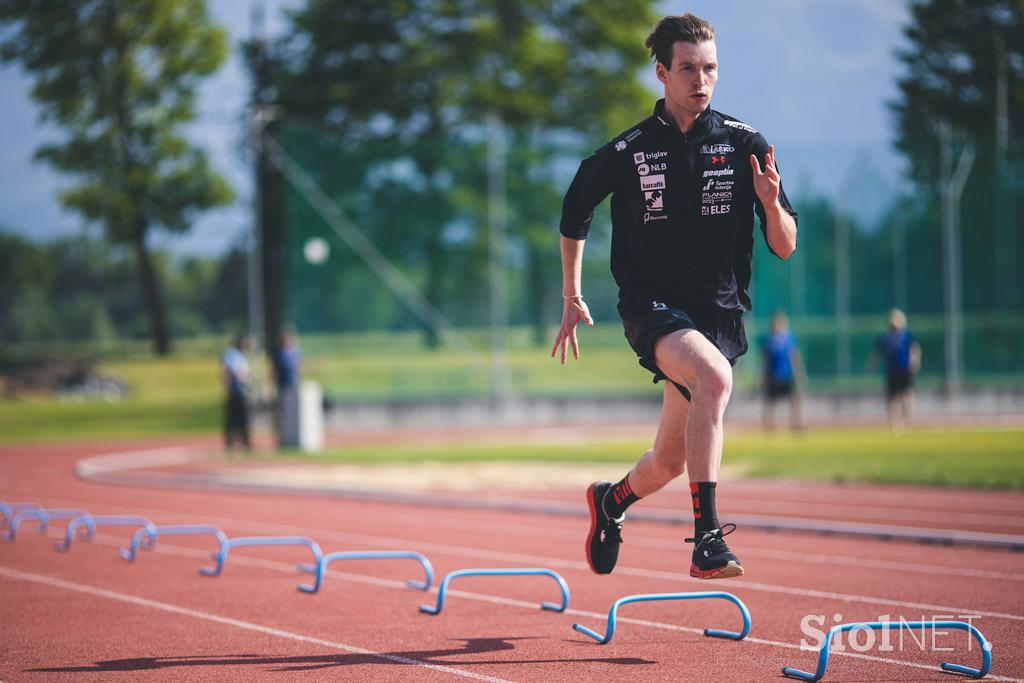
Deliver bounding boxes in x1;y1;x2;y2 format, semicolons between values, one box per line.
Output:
560;99;798;315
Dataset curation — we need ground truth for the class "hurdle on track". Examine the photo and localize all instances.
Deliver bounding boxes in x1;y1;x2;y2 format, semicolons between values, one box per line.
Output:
0;501;41;528
57;515;157;553
573;592;751;644
420;568;570;616
782;620;992;681
201;536;323;578
5;508;92;542
297;550;434;594
120;524;229;563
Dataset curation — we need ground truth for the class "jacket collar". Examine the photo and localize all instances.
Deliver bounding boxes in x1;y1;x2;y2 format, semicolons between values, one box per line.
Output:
653;98;715;137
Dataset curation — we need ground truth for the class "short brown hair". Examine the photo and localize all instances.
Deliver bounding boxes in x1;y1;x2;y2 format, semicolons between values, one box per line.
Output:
645;13;716;68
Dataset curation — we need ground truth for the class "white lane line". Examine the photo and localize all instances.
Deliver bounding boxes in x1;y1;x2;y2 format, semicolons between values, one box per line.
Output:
4;489;1023;622
0;564;515;683
5;532;1021;683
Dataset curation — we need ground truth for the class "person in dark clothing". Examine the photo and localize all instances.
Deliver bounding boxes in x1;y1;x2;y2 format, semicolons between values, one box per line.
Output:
867;308;921;431
221;334;253;450
272;325;302;445
760;311;804;432
552;13;797;580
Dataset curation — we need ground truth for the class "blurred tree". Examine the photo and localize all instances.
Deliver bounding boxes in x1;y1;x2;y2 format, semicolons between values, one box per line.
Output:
267;0;657;345
0;0;233;355
891;0;1023;312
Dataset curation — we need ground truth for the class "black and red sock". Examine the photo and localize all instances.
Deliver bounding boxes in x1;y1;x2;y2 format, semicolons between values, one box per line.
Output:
690;481;720;534
602;474;640;519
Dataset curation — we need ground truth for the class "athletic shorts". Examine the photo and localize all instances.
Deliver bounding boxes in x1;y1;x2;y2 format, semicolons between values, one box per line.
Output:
886;368;913;398
618;297;748;401
765;377;794;400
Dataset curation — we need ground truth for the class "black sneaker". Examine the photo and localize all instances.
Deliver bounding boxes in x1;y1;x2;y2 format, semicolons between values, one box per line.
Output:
686;523;744;579
585;481;624;575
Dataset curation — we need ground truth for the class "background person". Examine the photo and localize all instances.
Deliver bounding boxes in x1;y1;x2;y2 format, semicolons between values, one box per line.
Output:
867;308;921;431
760;311;805;432
272;324;302;445
221;334;253;451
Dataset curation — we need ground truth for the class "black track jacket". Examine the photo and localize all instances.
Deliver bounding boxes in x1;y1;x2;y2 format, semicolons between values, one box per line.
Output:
560;99;798;315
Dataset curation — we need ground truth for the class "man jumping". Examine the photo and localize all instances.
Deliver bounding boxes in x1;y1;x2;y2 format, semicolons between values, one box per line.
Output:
552;13;798;579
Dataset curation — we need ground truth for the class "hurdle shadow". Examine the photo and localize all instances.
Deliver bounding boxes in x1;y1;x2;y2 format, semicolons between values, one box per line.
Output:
30;637;656;673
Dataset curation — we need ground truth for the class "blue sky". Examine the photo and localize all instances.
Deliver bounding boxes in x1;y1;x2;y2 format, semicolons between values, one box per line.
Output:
0;0;911;256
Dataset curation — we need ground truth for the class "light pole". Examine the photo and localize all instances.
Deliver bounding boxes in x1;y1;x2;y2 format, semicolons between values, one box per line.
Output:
938;121;975;394
834;149;868;381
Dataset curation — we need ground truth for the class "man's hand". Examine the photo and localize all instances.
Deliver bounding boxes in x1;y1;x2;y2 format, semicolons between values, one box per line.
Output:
750;144;781;208
551;297;594;364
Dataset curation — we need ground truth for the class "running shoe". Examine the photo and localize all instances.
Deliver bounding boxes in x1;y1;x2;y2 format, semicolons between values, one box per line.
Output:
686;523;744;579
585;481;624;575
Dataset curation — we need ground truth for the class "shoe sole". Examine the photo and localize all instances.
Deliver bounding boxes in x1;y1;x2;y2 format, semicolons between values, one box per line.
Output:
584;481;610;575
690;560;744;580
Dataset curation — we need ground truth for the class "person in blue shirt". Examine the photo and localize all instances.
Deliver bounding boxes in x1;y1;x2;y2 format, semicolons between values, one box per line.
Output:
759;311;804;432
868;309;921;431
221;334;253;450
272;325;302;444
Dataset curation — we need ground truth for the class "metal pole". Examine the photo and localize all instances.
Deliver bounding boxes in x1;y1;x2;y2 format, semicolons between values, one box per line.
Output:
834;149;868;381
939;121;975;394
893;214;907;312
487;113;510;403
247;3;268;402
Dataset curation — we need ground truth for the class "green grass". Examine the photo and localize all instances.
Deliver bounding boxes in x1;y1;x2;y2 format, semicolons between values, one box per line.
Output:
0;356;224;442
275;427;1024;490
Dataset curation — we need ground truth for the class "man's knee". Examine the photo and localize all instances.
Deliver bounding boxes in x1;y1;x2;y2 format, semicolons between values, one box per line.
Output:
695;355;733;405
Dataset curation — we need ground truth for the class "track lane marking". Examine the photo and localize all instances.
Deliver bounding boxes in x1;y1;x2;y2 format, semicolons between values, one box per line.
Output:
0;564;515;683
6;485;1023;583
3;488;1023;622
3;534;1020;683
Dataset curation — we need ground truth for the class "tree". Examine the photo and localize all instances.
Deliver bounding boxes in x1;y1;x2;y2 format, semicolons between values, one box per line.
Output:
0;0;233;355
266;0;657;344
891;0;1024;318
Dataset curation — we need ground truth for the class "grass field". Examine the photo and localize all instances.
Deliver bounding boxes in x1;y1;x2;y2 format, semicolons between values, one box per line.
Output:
267;427;1024;490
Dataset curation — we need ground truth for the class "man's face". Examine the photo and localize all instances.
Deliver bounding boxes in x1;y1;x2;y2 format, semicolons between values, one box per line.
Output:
656;40;718;117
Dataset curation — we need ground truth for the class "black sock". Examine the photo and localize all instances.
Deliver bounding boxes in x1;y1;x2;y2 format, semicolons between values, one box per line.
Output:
602;475;640;519
690;481;720;535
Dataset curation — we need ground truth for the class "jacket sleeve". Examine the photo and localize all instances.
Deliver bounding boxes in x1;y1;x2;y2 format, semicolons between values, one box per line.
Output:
751;134;799;255
559;144;616;240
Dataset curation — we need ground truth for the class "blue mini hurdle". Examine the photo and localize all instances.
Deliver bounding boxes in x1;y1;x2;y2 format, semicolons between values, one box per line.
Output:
781;620;992;681
201;536;323;578
0;501;41;528
120;524;229;563
419;568;570;616
5;508;92;542
297;550;434;594
573;591;751;644
57;515;157;552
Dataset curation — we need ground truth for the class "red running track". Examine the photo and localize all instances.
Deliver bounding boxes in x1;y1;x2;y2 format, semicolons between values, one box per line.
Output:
2;437;1023;682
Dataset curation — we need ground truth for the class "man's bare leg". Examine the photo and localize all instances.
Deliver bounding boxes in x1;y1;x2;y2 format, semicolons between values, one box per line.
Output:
763;396;775;433
626;383;688;497
790;390;803;432
653;329;732;482
652;328;742;579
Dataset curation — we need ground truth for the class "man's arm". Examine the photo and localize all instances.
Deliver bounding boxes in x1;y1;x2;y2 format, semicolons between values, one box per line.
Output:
551;235;594;364
750;145;797;259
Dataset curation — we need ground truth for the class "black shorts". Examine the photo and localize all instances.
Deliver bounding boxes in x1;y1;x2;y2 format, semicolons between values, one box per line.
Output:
618;297;748;401
886;368;913;398
765;377;794;400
